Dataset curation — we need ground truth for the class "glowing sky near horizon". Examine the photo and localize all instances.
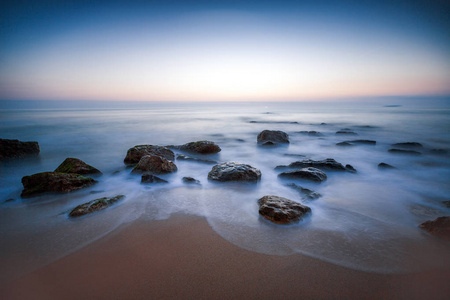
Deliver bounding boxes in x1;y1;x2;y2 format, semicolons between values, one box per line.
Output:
0;0;449;101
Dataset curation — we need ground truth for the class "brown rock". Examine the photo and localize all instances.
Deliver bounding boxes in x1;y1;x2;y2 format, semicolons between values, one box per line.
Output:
419;216;450;240
131;155;177;174
0;139;40;159
124;145;174;165
258;195;311;224
54;157;101;175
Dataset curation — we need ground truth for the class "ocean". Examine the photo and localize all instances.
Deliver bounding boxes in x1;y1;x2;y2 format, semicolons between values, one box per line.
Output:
1;99;449;282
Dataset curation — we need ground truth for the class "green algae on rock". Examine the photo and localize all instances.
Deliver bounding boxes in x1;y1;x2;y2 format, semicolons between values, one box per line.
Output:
54;157;102;175
69;195;125;218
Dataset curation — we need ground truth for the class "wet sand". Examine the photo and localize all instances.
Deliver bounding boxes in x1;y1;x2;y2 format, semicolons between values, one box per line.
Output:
1;214;449;300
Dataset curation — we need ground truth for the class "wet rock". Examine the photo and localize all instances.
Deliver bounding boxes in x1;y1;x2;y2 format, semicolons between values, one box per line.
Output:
208;162;261;182
278;167;327;182
298;131;321;136
336;142;354;147
336;129;357;135
173;141;221;154
419;216;450;240
378;162;396;169
132;155;177;174
124;145;174;165
69;195;125;218
392;142;423;149
388;149;421;155
21;172;97;198
347;140;376;145
141;174;168;184
286;183;321;200
345;164;357;173
54;157;102;175
276;158;347;171
182;177;200;184
257;130;289;145
176;154;217;164
0;138;40;159
258;195;311;225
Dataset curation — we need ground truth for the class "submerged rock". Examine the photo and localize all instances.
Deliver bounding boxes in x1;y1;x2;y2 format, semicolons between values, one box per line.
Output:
141;174;168;184
21;172;97;198
173;140;221;154
132;155;177;174
430;149;448;155
378;162;396;169
182;177;200;184
347;140;376;145
176;154;217;164
276;158;348;171
298;131;321;136
336;141;354;147
286;183;321;200
419;216;450;240
124;145;174;165
345;164;357;173
208;162;261;182
278;167;327;182
442;201;450;208
388;149;421;155
257;130;289;145
69;195;125;218
336;129;357;135
392;142;423;149
0;138;40;159
54;157;101;175
258;195;311;225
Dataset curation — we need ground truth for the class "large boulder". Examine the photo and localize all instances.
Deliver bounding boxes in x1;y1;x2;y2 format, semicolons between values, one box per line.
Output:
69;195;125;218
258;195;311;224
278;167;327;182
21;172;97;198
54;157;101;175
208;162;261;182
419;216;450;240
0;138;40;159
173;140;221;154
124;145;174;165
257;130;289;145
276;158;348;171
131;155;177;174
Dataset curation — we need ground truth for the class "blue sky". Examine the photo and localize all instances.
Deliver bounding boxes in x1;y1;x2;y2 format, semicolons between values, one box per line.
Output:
1;0;449;101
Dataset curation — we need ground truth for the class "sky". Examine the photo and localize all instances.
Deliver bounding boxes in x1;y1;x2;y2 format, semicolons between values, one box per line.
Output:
0;0;449;102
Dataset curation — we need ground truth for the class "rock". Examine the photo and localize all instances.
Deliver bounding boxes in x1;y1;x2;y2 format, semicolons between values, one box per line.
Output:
21;172;97;198
278;167;327;182
182;177;200;184
388;149;421;155
345;164;357;173
336;129;357;135
54;157;101;175
392;142;423;149
276;158;347;171
174;141;221;154
208;162;261;182
298;131;321;136
286;183;321;200
419;216;450;240
258;195;311;224
69;195;125;218
347;140;376;145
176;154;217;164
0;138;40;159
132;155;177;174
336;142;353;147
141;174;168;184
124;145;174;165
442;201;450;208
378;162;396;169
257;130;289;145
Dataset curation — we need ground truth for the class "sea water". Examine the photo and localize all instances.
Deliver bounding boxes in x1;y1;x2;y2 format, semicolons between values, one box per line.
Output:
1;99;449;282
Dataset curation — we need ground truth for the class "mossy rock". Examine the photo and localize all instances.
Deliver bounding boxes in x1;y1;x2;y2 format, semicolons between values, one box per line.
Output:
69;195;125;217
54;157;102;175
21;172;97;198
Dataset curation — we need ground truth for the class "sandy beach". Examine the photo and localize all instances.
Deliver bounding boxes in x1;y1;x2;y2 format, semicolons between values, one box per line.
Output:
1;214;449;300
